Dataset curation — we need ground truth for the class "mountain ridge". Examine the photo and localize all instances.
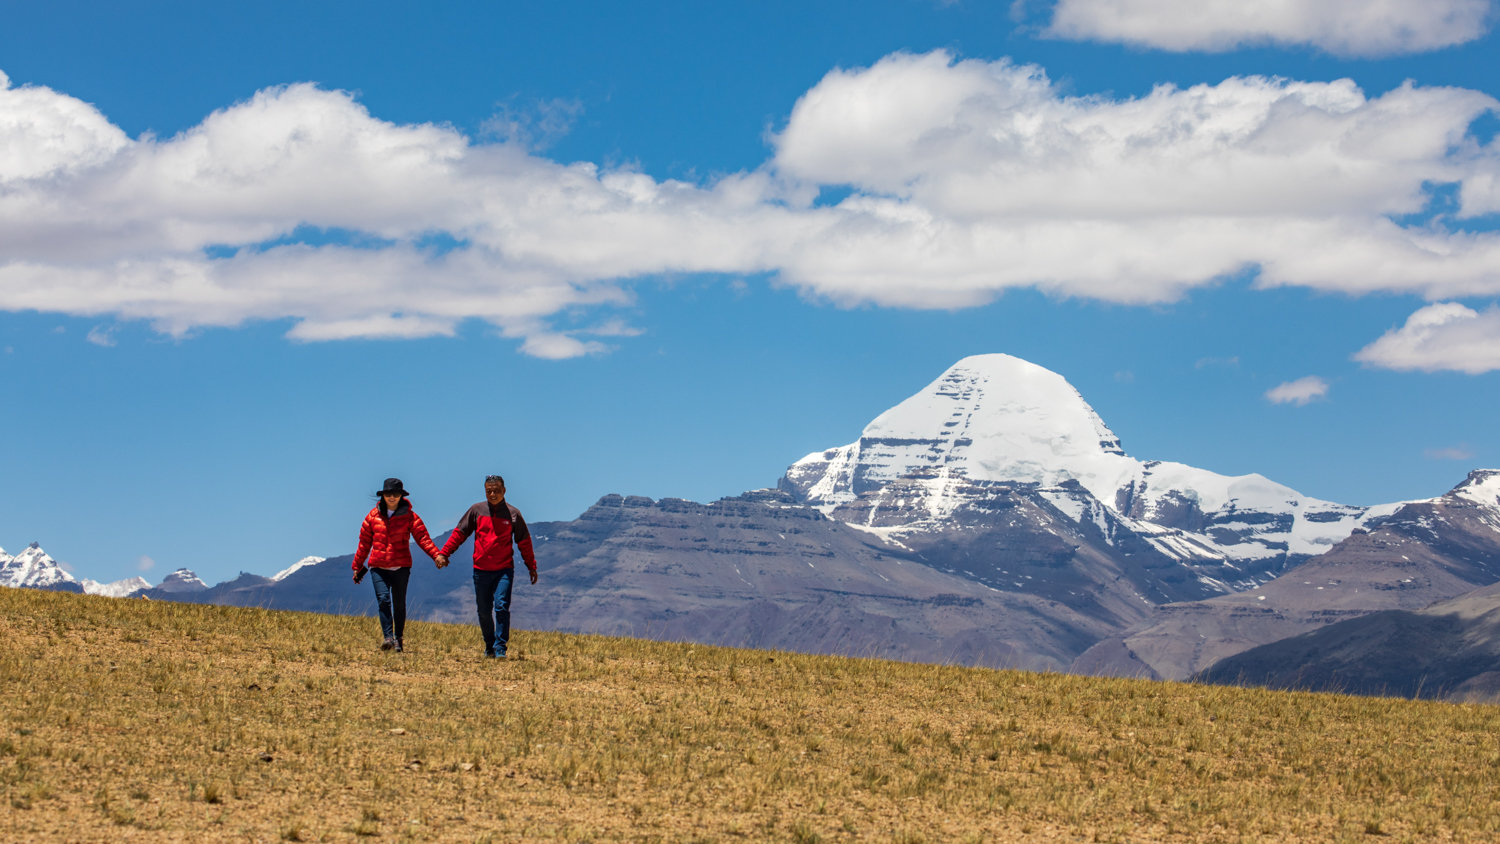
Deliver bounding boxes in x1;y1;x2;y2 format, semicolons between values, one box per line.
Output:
8;355;1499;695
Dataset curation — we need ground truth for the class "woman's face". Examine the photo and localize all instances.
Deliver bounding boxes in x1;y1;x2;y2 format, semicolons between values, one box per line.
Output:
382;492;402;510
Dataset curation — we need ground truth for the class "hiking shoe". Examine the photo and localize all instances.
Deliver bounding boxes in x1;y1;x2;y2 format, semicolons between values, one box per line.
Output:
395;639;404;653
381;638;396;651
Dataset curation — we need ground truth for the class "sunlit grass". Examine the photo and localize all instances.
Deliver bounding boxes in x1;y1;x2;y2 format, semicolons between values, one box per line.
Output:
2;587;1498;841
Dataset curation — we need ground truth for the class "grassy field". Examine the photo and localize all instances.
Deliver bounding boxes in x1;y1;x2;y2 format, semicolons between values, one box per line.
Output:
2;587;1498;842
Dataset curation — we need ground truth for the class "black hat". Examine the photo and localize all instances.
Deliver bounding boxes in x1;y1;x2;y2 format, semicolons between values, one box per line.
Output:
378;478;408;497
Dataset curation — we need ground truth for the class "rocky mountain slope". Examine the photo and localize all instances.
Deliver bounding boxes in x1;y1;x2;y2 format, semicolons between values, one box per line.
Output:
1197;578;1500;702
1074;470;1500;680
159;492;1126;670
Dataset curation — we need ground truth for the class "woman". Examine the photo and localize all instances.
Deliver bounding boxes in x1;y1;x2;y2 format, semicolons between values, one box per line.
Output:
353;478;443;652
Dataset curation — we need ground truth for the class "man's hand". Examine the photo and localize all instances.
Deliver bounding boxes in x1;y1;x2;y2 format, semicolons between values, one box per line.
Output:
529;568;538;585
435;554;449;569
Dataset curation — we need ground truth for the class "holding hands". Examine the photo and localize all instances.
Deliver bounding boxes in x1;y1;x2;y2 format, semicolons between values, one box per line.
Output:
435;554;449;569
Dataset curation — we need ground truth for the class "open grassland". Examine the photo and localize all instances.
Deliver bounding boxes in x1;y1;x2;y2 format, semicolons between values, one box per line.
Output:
2;588;1499;842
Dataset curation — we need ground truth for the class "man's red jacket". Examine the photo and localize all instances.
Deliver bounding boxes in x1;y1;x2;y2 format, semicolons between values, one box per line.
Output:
440;501;537;572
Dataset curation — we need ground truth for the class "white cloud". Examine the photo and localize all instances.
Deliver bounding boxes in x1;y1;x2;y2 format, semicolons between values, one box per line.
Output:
770;52;1500;306
1265;375;1330;405
1044;0;1494;57
1425;445;1476;460
1354;302;1500;373
137;555;156;572
517;331;609;360
0;71;129;181
482;96;584;152
2;55;1500;357
85;325;115;347
0;75;794;354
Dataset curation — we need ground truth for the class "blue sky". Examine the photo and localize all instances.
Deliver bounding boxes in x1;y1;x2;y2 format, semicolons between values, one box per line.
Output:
3;0;1499;585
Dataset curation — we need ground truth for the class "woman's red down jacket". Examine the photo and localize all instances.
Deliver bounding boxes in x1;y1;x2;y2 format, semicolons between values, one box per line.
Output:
353;500;441;571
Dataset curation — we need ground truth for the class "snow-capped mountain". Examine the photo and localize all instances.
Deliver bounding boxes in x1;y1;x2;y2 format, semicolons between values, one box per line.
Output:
1450;468;1500;521
272;556;326;582
1;542;202;597
0;543;82;592
155;568;209;593
79;576;153;597
1080;468;1500;681
782;354;1398;588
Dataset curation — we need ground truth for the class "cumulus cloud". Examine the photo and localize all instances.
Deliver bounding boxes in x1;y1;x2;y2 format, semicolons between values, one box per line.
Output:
1354;302;1500;373
1265;375;1330;405
3;54;1500;356
1043;0;1494;57
769;51;1500;306
0;74;806;353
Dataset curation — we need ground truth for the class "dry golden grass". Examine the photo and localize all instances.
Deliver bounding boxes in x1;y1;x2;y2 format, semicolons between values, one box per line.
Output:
2;586;1499;842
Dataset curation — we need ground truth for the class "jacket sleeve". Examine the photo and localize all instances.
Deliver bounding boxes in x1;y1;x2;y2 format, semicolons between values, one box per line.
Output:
439;505;477;557
354;511;374;571
512;508;538;572
410;512;441;561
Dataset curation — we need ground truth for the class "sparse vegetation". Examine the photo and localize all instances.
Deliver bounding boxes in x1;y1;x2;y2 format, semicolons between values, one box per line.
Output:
3;586;1499;841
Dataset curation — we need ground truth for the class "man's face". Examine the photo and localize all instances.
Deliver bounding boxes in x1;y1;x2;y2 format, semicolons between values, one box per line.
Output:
485;482;506;505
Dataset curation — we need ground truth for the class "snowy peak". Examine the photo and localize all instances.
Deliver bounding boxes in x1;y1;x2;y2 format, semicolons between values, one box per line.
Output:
1438;469;1500;534
3;542;156;597
785;354;1136;512
865;353;1125;463
80;576;152;598
781;353;1395;570
1451;469;1500;508
272;556;327;582
155;568;209;593
0;542;78;589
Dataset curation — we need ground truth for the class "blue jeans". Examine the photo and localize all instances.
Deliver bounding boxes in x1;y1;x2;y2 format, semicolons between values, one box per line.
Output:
473;568;515;655
370;568;411;642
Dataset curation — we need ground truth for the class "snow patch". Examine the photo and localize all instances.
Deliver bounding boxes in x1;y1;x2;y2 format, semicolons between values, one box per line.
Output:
80;576;152;597
272;556;328;582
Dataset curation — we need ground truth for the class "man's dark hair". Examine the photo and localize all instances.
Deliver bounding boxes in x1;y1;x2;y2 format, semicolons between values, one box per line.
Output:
485;475;505;486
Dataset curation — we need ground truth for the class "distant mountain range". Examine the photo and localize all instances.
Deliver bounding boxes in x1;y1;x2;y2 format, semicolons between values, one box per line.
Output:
0;543;319;599
8;354;1499;700
1075;468;1500;685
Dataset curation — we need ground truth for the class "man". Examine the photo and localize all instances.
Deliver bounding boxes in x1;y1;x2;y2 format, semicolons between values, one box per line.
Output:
437;475;538;658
